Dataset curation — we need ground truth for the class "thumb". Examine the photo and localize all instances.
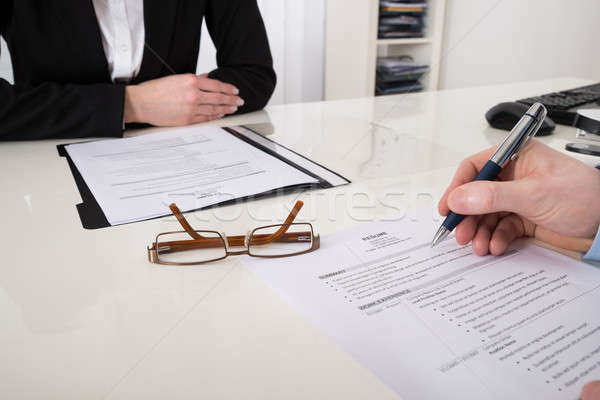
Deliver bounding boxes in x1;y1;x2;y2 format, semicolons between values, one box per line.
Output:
582;381;600;400
447;179;531;216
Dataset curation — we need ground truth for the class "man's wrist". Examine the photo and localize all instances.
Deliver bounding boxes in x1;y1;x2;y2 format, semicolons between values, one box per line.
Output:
583;168;600;262
590;167;600;237
583;226;600;263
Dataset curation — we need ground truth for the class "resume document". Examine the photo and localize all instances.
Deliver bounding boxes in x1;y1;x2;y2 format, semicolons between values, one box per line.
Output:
247;217;600;399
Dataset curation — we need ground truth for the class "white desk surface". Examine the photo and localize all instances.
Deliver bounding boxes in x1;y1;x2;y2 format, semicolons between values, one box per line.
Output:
1;78;597;399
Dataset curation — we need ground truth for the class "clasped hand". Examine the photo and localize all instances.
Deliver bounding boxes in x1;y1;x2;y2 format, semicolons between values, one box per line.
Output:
124;73;244;126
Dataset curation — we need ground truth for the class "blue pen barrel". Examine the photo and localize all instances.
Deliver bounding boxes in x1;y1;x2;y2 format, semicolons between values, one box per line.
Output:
442;160;503;231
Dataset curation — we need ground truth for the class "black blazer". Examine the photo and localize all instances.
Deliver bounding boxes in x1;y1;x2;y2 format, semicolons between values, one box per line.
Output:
0;0;276;140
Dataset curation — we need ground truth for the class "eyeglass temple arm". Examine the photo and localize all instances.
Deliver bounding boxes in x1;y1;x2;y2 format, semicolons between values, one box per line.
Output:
169;201;305;245
169;203;204;240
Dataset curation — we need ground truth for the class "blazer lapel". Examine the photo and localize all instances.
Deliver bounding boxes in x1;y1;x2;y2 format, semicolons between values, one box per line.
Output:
60;0;112;82
136;0;180;82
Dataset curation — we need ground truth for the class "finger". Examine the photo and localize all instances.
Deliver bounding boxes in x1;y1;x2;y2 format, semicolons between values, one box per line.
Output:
447;178;533;217
489;214;525;255
582;381;600;400
199;91;244;107
196;104;238;116
196;75;239;95
472;214;499;256
455;215;480;245
438;148;496;216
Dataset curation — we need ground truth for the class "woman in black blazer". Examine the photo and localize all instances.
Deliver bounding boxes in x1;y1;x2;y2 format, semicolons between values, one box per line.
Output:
0;0;276;140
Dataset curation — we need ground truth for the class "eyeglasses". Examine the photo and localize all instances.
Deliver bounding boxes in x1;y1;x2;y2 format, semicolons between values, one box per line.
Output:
147;201;319;265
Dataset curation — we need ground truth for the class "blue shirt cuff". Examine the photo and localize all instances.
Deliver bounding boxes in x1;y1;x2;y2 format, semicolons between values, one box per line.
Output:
583;226;600;263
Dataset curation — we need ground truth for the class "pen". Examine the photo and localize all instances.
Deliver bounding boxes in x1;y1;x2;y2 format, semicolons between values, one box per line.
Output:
431;103;547;247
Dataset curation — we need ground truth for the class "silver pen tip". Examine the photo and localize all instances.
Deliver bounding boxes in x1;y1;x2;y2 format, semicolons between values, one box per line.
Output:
431;226;450;248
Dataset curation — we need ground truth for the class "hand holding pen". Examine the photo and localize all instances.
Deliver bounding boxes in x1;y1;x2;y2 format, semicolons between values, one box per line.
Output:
434;103;600;257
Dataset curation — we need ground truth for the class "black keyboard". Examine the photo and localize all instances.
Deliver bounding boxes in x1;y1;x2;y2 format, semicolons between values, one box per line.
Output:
517;83;600;125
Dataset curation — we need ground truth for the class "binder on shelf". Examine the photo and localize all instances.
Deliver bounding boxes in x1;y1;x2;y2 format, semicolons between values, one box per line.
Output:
57;125;350;230
375;56;429;95
378;0;428;39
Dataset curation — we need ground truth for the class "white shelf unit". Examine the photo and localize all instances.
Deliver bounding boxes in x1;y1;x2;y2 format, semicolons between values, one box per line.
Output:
325;0;447;100
376;37;432;45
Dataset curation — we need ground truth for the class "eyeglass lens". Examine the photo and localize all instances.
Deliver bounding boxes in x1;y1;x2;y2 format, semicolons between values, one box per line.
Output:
156;231;227;264
249;224;313;257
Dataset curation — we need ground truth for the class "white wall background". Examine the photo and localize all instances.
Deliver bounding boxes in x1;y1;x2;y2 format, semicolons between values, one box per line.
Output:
439;0;600;90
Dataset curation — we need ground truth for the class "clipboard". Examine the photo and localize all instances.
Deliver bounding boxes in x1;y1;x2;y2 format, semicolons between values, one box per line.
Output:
57;125;351;229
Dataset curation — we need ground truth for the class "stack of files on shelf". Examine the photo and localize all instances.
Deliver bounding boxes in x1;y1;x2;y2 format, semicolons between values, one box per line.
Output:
376;56;429;95
379;0;427;39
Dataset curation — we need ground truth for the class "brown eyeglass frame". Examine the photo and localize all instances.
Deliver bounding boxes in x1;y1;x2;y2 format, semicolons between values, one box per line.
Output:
147;200;320;265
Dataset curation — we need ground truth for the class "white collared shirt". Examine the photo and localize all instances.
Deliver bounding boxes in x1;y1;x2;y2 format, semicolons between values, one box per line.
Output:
92;0;145;83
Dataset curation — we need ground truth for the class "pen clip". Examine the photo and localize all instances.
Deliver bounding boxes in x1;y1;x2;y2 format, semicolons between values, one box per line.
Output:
509;124;536;161
510;104;547;161
490;103;547;167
